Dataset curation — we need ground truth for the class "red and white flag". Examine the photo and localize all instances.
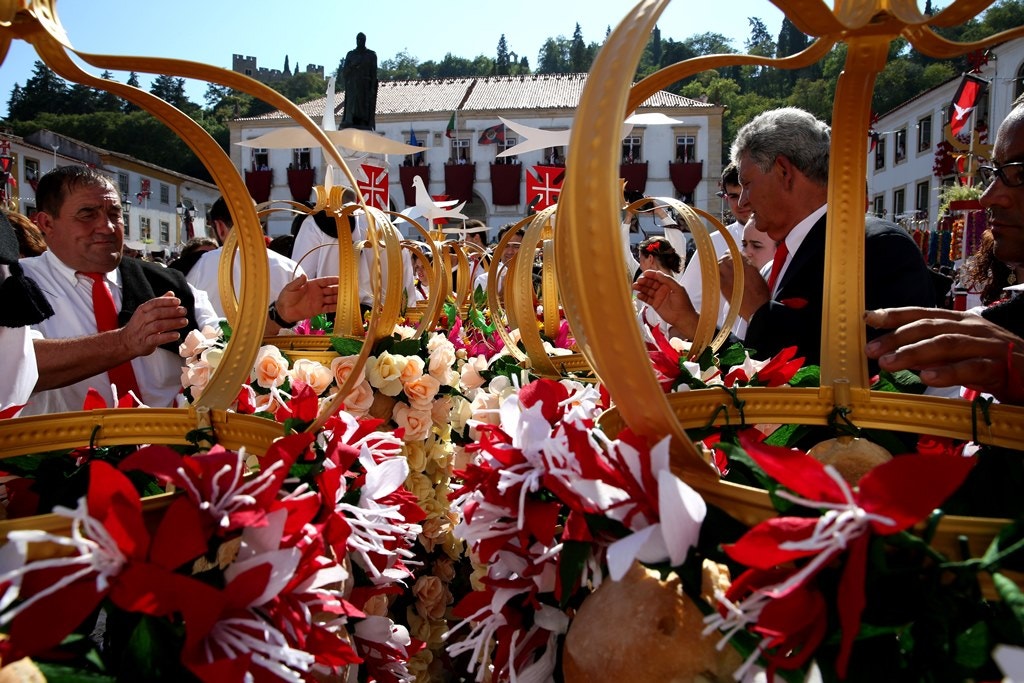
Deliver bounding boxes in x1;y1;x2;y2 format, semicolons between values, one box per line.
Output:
949;74;987;137
526;165;565;211
357;164;389;211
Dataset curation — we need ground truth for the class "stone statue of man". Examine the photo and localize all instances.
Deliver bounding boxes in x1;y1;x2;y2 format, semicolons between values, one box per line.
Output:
342;32;378;131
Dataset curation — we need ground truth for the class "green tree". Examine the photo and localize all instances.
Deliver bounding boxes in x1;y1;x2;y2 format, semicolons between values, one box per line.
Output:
149;74;190;110
278;72;327;104
378;50;420;81
537;37;570;73
66;83;99;115
436;54;476;78
124;72;141;113
570;23;587;72
495;34;511;76
8;61;68;120
777;17;817;85
95;71;124;112
283;55;290;75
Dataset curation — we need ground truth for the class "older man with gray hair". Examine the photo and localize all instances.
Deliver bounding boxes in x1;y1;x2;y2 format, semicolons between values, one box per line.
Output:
635;107;936;365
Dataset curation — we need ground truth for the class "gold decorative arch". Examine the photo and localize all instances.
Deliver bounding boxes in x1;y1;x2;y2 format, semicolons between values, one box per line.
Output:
0;2;368;457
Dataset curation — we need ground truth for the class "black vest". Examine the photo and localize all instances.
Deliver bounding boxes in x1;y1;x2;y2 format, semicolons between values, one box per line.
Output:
117;257;200;354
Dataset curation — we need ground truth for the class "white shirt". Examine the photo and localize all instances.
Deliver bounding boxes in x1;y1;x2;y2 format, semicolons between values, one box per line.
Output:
0;265;40;413
187;244;304;319
293;211;416;307
764;204;827;298
20;250;219;414
679;220;745;328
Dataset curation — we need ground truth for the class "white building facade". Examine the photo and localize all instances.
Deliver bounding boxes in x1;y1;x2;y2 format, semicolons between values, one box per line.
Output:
868;37;1024;227
2;129;219;258
228;74;725;240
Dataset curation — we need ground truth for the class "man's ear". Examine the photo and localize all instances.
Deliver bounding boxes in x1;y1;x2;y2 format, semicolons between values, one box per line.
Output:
774;155;798;190
34;211;55;239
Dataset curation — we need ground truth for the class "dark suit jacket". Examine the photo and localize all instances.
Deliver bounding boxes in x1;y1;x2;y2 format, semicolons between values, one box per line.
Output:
743;215;937;366
117;257;199;354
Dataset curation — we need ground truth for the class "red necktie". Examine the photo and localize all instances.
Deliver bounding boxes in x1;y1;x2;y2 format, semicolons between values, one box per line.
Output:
766;241;790;294
82;272;142;404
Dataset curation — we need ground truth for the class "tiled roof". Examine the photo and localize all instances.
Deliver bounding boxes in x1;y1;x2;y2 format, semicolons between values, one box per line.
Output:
240;73;712;122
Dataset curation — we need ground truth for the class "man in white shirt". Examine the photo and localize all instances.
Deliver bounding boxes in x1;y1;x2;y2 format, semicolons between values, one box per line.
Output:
187;197;305;319
678;163;750;328
21;166;337;415
292;189;416;310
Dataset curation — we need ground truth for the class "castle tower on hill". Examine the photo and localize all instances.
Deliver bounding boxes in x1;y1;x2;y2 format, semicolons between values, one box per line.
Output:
231;54;325;83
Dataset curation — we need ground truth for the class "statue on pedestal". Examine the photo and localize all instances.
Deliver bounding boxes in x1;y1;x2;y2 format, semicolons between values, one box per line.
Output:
342;32;378;131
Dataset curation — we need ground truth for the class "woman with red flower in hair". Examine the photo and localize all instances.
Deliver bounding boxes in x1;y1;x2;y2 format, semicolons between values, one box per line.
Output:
633;237;683;338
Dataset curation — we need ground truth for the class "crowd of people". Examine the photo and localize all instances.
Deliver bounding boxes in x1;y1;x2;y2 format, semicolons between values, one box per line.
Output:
632;100;1024;405
2;99;1023;417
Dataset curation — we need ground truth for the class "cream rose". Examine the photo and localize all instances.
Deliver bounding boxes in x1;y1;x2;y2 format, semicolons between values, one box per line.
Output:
459;354;489;393
366;352;407;396
202;347;224;372
251;345;289;389
404;441;428;472
404;373;441;411
362;592;390;617
412;575;450;621
433;556;456;583
428;340;459;386
405;471;435;504
392;402;433;442
290;358;334;395
393;324;417;340
450;396;472;432
398;355;425;385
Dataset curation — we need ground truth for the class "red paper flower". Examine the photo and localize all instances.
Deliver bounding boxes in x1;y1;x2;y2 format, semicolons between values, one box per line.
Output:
717;430;976;677
0;460;223;661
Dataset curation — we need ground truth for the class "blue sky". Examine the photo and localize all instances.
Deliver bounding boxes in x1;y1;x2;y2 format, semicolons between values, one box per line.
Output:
0;0;784;116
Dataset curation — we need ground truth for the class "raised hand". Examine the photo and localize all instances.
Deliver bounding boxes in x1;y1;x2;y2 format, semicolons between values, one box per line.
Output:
633;269;698;340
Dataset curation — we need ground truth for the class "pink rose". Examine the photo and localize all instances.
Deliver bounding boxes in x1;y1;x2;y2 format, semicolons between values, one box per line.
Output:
251;345;289;389
428;341;458;386
330;355;375;416
290;358;334;395
339;379;375;417
404;373;441;411
393;402;433;442
399;355;425;385
431;395;453;426
181;358;211;397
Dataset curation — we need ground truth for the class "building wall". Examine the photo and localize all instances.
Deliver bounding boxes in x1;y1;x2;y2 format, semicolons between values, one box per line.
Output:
868;38;1024;227
232;106;724;239
2;133;218;256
